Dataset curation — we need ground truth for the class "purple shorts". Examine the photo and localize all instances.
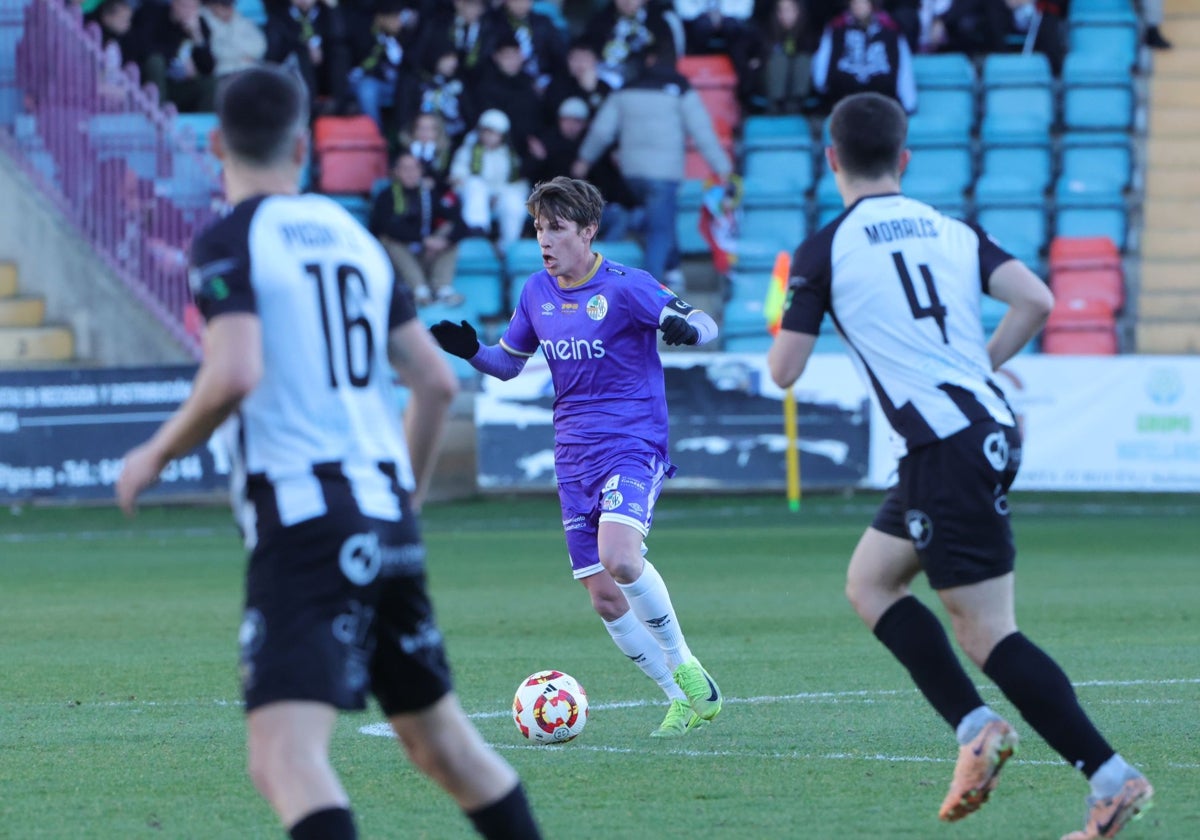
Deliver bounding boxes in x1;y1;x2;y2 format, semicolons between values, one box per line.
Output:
557;455;668;579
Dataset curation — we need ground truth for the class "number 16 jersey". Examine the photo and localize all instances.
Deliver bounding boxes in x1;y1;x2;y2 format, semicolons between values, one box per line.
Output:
781;193;1016;451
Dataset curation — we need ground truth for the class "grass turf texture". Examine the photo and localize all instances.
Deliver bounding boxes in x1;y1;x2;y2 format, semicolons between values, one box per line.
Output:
1;493;1197;839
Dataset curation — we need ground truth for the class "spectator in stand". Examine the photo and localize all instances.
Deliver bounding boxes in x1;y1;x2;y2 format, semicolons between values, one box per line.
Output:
200;0;267;79
990;0;1065;74
757;0;817;114
126;0;217;112
583;0;679;90
1144;0;1171;48
470;32;546;163
419;0;496;86
483;0;568;95
87;0;132;58
526;96;590;184
264;0;351;115
811;0;916;114
399;111;455;188
346;0;421;132
543;39;615;124
397;46;473;142
572;48;732;286
450;109;532;250
370;151;468;307
674;0;764;111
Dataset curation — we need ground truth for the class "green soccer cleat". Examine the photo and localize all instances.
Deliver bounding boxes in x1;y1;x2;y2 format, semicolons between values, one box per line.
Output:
650;699;707;738
673;656;723;722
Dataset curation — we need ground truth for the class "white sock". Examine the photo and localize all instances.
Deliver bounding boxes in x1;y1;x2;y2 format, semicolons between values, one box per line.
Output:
955;705;1002;745
615;560;692;669
1089;754;1138;799
603;610;685;701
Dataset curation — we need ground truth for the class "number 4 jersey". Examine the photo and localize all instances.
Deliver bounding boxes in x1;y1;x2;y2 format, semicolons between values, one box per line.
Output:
781;193;1017;451
189;194;417;532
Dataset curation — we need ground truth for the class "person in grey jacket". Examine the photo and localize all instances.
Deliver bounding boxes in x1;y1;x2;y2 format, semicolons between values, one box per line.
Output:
571;49;732;286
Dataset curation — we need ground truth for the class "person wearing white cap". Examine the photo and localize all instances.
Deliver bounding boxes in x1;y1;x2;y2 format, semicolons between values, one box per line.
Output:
449;109;531;249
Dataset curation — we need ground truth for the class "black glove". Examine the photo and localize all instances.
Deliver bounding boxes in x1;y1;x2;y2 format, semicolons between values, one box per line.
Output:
430;319;480;359
661;315;699;346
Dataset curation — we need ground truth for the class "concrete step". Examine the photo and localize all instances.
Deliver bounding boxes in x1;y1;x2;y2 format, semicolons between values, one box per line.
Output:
1153;47;1200;76
1150;77;1200;108
0;263;16;298
1136;320;1200;354
1157;17;1200;46
1165;0;1200;15
1146;137;1200;168
1138;291;1200;319
1138;261;1200;292
0;326;73;363
0;297;46;328
1146;167;1200;196
1148;106;1200;136
1141;228;1200;259
1143;198;1200;229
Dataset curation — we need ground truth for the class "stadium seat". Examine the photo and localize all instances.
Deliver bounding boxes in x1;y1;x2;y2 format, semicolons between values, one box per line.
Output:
328;193;370;227
979;145;1053;192
684;140;735;180
1062;50;1135;88
904;146;973;194
981;88;1054;147
977;206;1047;265
676;179;710;256
975;171;1046;208
1048;235;1121;272
312;116;388;194
236;0;266;25
905;89;975;145
1062;85;1134;132
172;112;218;154
456;236;503;274
742;148;814;194
452;271;505;316
1050;267;1125;312
982;53;1053;89
1068;24;1139;69
1042;298;1118;354
1070;0;1138;25
912;53;976;92
1056;145;1132;199
677;54;740;142
737;206;806;265
1055;205;1128;251
597;239;646;268
741;115;811;151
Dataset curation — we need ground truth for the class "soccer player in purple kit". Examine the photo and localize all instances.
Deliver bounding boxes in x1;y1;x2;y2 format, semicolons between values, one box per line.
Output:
431;176;724;738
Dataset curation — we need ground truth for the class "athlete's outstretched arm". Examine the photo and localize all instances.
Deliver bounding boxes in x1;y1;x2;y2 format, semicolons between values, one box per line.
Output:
116;313;262;514
985;260;1054;370
389;319;458;510
430;319;530;381
768;329;818;389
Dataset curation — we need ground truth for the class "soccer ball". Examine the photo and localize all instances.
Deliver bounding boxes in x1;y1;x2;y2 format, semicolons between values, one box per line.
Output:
512;670;588;744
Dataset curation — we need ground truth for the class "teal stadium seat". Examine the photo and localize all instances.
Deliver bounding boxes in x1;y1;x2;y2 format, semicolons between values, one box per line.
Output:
977;206;1047;267
236;0;267;25
981;88;1054;147
980;146;1053;192
742;147;814;193
1069;24;1139;69
903;89;976;146
737;206;807;266
982;53;1053;89
904;146;973;195
740;115;811;152
912;53;976;92
1057;144;1132;199
1055;206;1128;251
597;239;647;269
676;179;710;257
454;237;505;315
1063;85;1133;132
1070;0;1138;25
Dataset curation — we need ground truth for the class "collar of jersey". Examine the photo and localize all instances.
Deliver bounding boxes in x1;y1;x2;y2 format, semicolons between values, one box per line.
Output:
556;252;603;289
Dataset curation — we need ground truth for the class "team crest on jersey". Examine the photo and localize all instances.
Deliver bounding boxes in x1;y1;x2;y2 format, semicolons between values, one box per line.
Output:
586;294;608;320
602;474;620;492
601;490;623;511
541;302;556;316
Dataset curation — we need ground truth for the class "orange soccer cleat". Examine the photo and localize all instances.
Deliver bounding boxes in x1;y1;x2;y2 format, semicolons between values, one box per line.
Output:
938;718;1019;822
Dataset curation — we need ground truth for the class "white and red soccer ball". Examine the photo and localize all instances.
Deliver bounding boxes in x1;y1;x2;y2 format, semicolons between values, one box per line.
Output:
512;670;588;744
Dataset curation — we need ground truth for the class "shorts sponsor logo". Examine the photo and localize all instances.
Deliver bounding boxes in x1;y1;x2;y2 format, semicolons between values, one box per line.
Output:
619;477;647;492
586;294;608;321
339;532;382;586
601;490;623;511
239;608;266;657
627;502;644;517
905;509;933;549
563;514;588;532
983;431;1010;471
399;618;444;655
994;485;1010;516
602;474;620;493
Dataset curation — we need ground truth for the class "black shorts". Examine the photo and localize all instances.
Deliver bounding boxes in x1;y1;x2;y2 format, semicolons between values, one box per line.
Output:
239;492;453;716
872;420;1021;590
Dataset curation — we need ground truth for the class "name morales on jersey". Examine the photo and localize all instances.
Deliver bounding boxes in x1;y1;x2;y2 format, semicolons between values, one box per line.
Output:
863;217;939;245
540;337;606;360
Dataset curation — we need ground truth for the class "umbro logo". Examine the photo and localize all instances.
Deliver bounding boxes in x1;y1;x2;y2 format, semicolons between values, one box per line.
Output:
540;302;555;315
646;615;671;629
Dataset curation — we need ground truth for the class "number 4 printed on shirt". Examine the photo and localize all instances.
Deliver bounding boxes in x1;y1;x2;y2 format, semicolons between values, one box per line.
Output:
891;251;948;343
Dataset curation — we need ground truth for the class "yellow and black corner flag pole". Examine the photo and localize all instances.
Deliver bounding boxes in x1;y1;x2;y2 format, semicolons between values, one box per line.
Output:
764;252;801;512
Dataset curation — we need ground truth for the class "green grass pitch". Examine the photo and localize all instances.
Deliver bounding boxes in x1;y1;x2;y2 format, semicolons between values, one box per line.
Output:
1;492;1197;839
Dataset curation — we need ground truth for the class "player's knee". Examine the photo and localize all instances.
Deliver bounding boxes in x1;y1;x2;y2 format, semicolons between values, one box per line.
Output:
589;588;627;620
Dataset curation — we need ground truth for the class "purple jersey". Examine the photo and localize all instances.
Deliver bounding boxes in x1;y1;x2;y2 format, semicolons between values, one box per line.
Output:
500;256;682;481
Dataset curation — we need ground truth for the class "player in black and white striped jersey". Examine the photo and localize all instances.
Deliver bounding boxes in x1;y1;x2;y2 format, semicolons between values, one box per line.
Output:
768;93;1153;839
116;66;542;840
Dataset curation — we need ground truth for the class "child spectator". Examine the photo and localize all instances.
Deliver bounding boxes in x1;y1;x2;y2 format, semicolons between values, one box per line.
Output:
543;39;615;124
449;109;531;250
200;0;267;79
399;111;454;187
369;151;468;306
398;46;472;143
758;0;817;114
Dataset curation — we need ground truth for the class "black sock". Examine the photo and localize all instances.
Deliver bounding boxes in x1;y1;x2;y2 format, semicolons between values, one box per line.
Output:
467;783;542;840
289;806;357;840
983;631;1115;778
873;595;986;729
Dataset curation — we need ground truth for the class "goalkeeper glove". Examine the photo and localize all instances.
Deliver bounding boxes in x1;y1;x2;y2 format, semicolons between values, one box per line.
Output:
661;315;699;346
430;319;480;359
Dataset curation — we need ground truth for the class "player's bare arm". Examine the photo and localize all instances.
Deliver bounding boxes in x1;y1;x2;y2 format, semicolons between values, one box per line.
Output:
388;319;458;510
116;313;262;515
768;330;818;389
984;260;1055;371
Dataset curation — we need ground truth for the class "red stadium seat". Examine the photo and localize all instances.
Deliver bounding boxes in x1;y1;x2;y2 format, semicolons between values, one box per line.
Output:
1050;268;1125;313
1048;235;1121;273
677;55;741;142
1042;296;1117;354
312;115;388;194
1042;327;1118;354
